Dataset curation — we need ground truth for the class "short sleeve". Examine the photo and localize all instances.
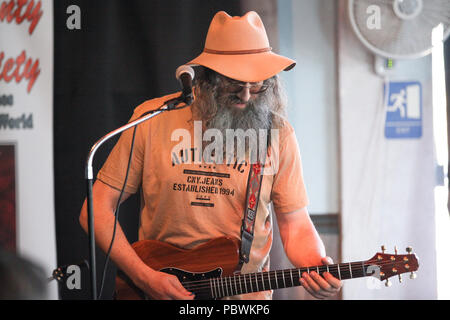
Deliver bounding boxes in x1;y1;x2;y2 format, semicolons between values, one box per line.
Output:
270;125;309;214
96;109;146;194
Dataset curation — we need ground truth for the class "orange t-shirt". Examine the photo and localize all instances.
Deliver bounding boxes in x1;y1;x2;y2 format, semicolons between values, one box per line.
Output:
97;92;309;299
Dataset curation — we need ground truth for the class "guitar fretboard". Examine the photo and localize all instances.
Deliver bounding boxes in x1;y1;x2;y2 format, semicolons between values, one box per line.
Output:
185;262;371;299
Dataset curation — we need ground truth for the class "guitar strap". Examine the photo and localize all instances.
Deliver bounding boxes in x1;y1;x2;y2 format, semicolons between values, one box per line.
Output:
238;117;272;270
238;159;265;268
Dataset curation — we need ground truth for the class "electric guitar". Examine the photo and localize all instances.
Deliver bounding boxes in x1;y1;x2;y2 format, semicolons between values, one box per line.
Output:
115;237;419;300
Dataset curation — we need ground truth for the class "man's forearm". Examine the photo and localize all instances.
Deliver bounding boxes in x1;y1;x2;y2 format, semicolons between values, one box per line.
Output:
277;207;326;268
284;223;326;268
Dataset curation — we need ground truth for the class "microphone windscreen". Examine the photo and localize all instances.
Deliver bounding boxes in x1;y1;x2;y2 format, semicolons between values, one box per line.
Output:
175;65;195;81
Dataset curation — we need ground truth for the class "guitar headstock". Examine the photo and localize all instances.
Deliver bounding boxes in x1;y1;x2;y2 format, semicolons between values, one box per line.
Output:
365;246;419;287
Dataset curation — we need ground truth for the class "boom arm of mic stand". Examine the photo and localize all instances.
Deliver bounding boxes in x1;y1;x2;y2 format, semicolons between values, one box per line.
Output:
84;100;180;300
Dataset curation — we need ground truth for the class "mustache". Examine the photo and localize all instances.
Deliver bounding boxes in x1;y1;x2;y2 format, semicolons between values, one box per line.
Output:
220;94;247;107
217;93;263;115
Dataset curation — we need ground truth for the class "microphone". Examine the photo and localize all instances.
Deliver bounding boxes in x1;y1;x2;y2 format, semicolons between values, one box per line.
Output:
175;65;195;106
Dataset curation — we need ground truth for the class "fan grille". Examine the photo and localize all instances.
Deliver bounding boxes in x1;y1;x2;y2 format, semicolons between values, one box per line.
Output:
350;0;450;59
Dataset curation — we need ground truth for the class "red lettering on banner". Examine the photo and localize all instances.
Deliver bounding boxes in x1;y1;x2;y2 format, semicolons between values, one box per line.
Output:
0;50;41;93
0;0;43;35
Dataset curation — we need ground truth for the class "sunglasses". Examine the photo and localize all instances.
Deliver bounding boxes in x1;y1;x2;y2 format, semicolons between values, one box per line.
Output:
221;79;271;95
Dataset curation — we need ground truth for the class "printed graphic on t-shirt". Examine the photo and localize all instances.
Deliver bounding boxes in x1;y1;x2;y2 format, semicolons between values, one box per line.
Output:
171;158;249;208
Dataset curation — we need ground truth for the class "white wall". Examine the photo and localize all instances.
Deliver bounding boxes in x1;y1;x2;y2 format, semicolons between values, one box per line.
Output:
338;0;437;299
271;0;340;300
277;0;339;215
274;0;439;299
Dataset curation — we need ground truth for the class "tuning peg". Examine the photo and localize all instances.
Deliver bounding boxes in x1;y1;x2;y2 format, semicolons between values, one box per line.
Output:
406;246;413;254
385;279;392;287
410;271;417;279
381;245;386;253
398;274;402;283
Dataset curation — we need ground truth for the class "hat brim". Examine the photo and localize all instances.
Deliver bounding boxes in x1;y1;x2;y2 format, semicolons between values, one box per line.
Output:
186;51;296;83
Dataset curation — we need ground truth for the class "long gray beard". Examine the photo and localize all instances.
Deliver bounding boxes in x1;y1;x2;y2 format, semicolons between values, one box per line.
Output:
202;93;273;164
207;94;272;134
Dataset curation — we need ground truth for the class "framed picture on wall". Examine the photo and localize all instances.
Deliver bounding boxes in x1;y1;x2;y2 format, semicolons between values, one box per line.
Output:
0;144;16;251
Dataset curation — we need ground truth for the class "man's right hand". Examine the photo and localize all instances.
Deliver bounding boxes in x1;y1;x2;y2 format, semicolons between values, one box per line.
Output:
134;269;195;300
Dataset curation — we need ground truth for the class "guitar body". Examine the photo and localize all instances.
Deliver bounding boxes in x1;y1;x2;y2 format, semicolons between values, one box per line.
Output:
115;237;241;300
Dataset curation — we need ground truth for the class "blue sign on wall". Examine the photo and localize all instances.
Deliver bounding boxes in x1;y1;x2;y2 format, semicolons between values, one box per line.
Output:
385;81;422;139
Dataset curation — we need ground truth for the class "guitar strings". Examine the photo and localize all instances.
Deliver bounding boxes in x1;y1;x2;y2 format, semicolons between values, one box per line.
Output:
181;265;408;295
180;259;414;295
181;259;409;287
182;268;393;297
181;269;400;294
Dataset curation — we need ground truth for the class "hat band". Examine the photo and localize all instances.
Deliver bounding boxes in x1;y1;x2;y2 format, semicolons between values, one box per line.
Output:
203;47;272;55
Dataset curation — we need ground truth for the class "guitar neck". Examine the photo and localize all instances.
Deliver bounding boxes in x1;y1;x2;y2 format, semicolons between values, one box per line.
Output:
208;261;369;299
116;237;419;300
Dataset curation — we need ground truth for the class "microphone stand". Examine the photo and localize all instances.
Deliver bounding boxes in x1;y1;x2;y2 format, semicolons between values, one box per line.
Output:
84;95;189;300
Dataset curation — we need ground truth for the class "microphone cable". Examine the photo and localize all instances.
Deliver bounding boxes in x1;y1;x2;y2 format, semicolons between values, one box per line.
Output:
97;100;190;299
98;124;137;299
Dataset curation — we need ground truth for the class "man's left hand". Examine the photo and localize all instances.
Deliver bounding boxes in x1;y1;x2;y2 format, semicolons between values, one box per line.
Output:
300;257;342;299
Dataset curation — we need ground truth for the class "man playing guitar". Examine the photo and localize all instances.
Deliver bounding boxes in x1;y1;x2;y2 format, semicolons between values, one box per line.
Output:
79;11;342;300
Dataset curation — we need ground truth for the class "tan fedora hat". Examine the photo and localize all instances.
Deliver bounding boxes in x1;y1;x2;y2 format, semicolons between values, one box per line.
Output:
186;11;296;83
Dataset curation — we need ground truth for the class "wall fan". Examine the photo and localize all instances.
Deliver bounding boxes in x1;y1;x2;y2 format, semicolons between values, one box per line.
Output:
349;0;450;65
